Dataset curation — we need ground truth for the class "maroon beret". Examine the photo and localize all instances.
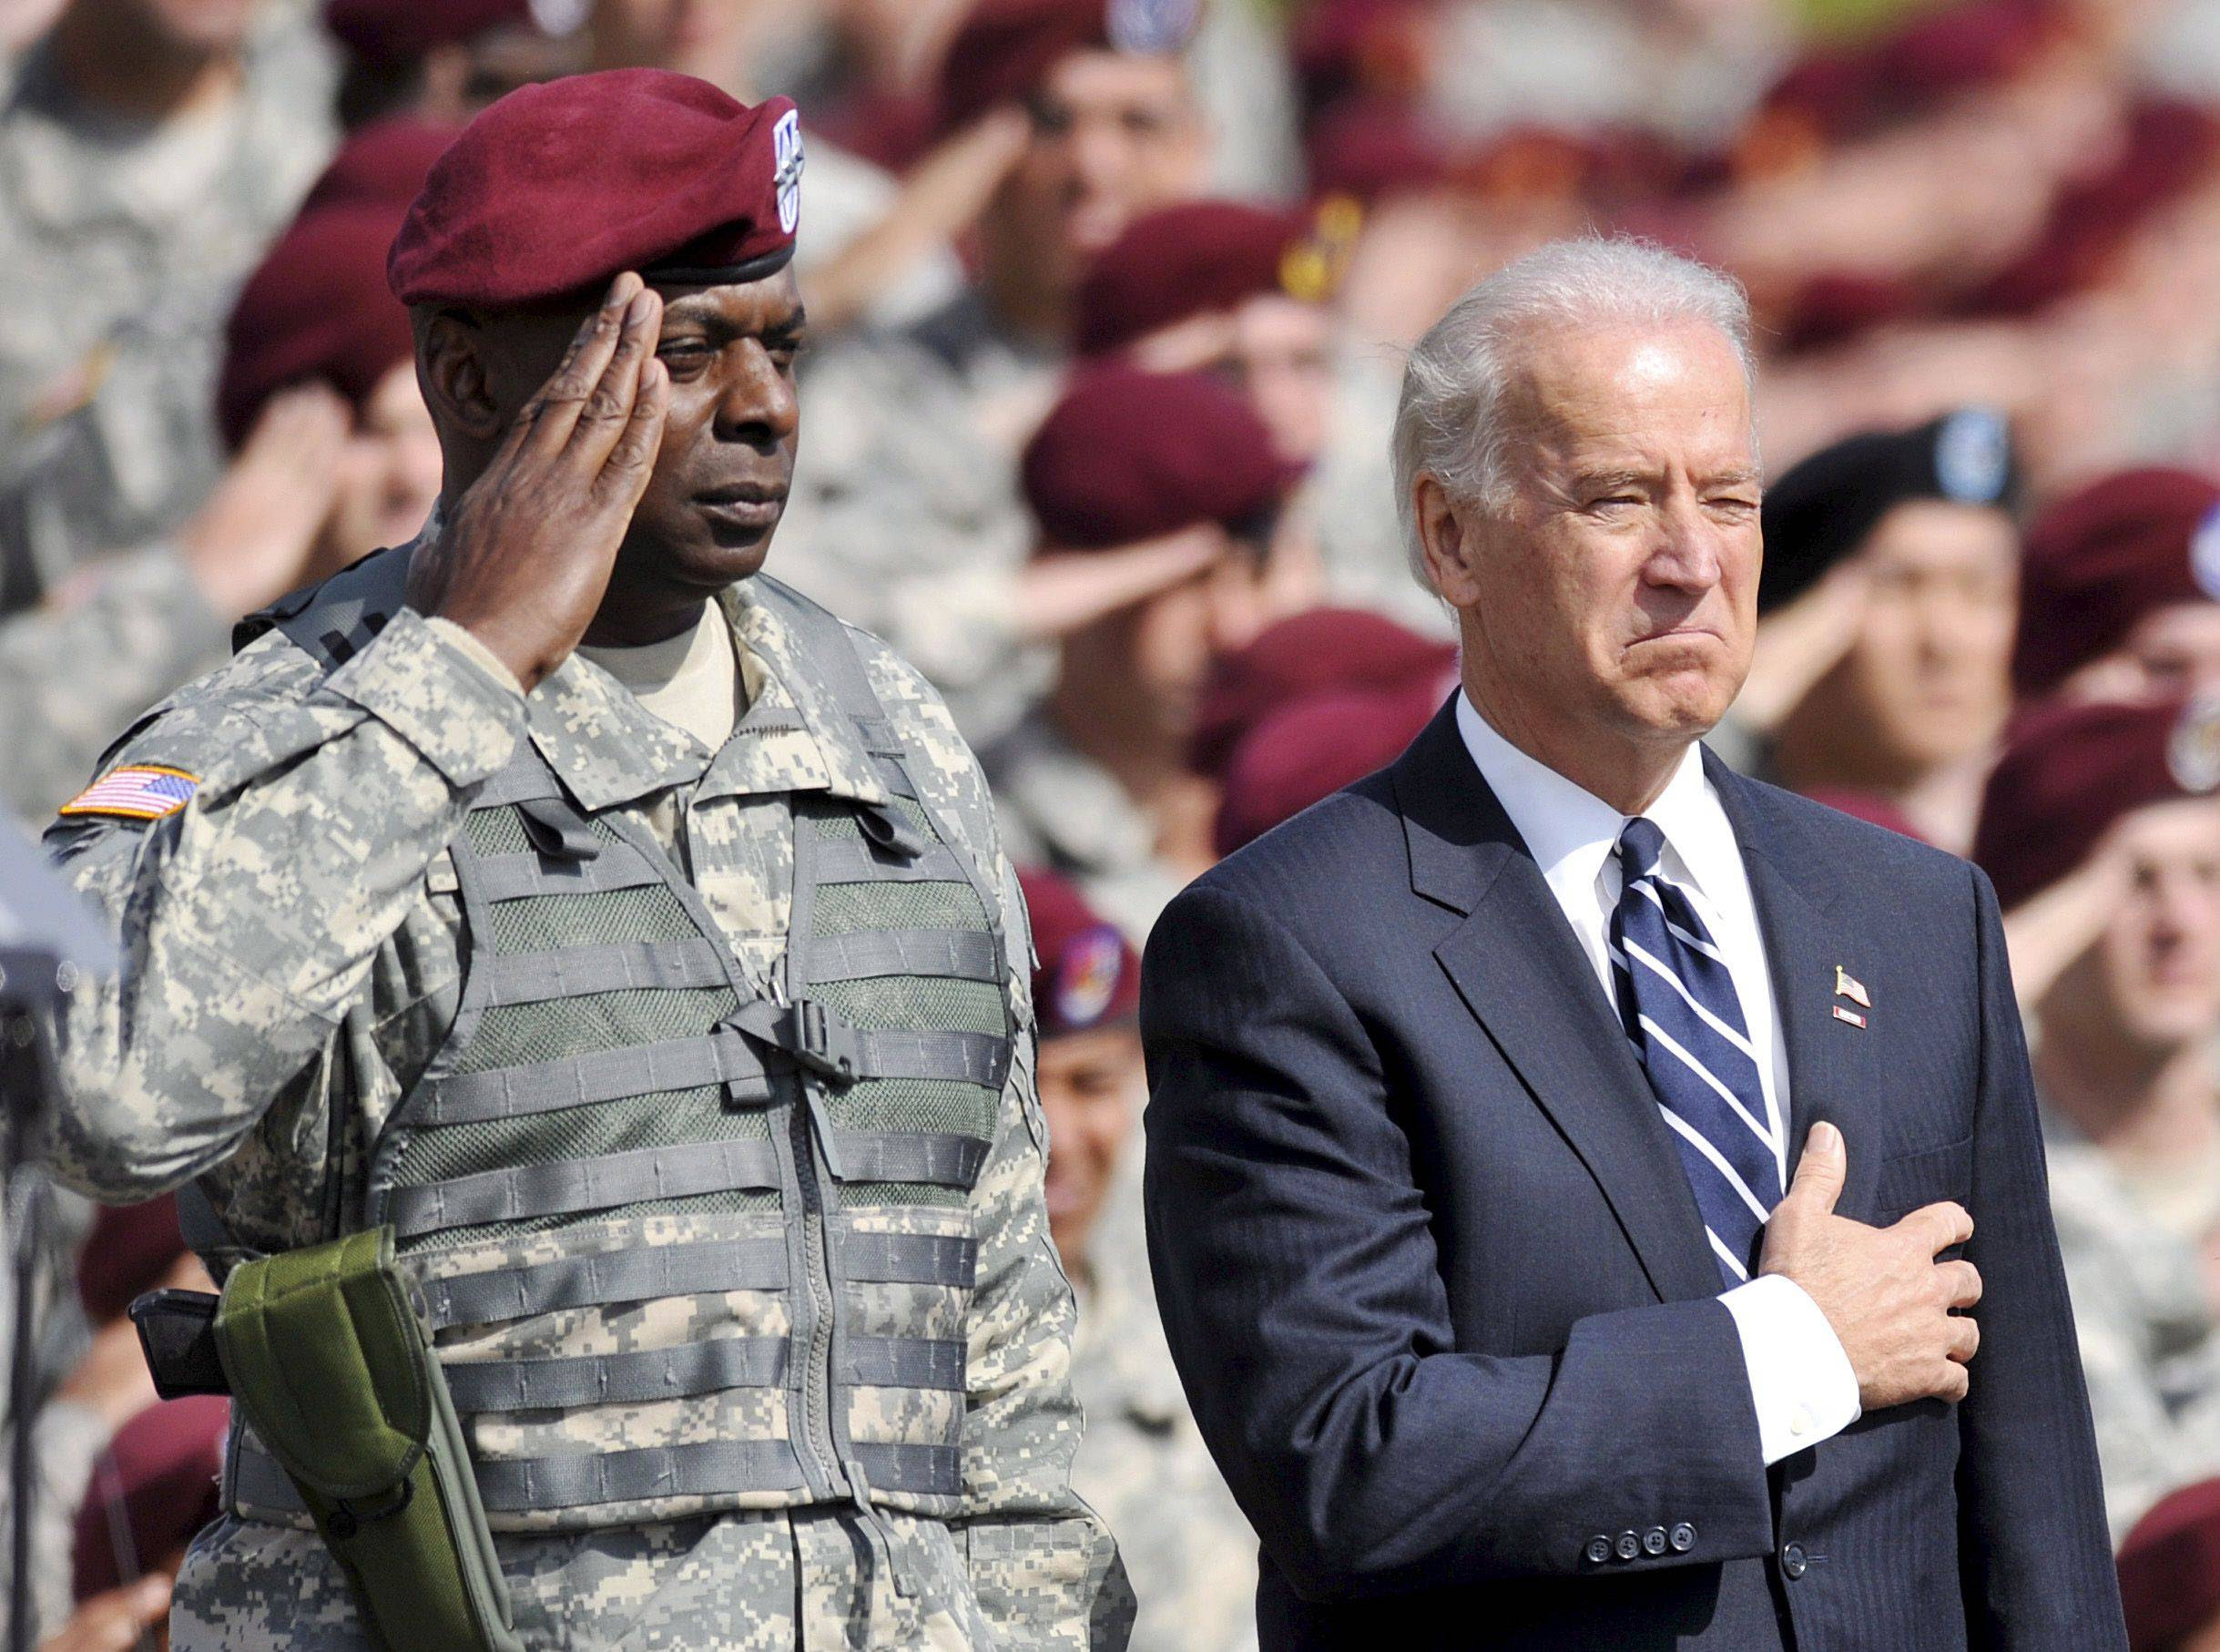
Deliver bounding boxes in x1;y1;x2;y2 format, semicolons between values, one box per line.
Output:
1216;683;1436;855
72;1396;229;1602
1076;199;1312;357
300;117;459;215
1291;0;1431;112
1301;97;1451;203
1191;606;1455;778
389;71;803;309
323;0;534;66
218;203;417;450
937;0;1195;138
2120;1476;2220;1650
2012;467;2220;699
76;1195;185;1326
1971;697;2220;911
1971;98;2220;316
1757;0;2055;147
1018;866;1140;1037
1023;366;1298;550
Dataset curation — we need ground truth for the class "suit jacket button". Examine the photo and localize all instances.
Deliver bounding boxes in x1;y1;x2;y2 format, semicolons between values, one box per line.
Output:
1614;1531;1642;1561
1584;1535;1612;1565
1669;1523;1696;1553
1643;1527;1668;1555
1781;1542;1808;1580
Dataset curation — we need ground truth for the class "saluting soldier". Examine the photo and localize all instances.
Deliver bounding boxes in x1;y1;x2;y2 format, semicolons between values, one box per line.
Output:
42;68;1130;1651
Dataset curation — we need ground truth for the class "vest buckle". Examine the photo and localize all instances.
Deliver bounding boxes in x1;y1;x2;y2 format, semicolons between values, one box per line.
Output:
776;999;861;1084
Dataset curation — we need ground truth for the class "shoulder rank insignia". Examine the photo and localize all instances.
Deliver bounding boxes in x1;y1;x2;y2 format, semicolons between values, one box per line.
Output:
58;764;199;821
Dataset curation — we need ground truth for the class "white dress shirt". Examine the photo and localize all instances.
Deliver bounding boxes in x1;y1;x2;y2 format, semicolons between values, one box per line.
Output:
1455;693;1860;1465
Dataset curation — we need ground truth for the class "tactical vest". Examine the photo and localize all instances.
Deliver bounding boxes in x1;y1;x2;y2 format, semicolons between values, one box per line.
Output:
219;547;1016;1533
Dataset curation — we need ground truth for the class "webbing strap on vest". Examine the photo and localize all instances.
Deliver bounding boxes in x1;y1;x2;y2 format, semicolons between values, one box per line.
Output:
230;1433;963;1514
386;1137;782;1239
415;1237;793;1331
443;1336;789;1412
470;939;732;1006
724;999;1011;1092
467;847;666;902
411;1031;774;1125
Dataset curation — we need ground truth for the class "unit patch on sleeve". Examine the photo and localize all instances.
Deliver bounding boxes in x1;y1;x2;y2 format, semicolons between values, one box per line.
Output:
58;764;199;821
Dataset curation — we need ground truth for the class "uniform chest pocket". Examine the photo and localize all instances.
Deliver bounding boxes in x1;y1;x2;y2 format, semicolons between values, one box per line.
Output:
1871;1132;1974;1226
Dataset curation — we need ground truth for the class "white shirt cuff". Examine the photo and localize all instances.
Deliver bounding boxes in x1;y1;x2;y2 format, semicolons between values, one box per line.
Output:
1719;1273;1861;1465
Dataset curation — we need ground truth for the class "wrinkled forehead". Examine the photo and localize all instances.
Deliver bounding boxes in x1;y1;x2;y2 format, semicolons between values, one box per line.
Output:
1504;318;1757;476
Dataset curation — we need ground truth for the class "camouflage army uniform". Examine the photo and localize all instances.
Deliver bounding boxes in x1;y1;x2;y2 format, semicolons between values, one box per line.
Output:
0;12;336;603
1068;1266;1258;1652
42;537;1132;1650
981;707;1185;947
2042;1105;2220;1541
1;542;229;823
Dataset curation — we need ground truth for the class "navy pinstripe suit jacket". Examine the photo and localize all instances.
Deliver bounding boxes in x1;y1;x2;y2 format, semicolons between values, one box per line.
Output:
1139;699;2125;1650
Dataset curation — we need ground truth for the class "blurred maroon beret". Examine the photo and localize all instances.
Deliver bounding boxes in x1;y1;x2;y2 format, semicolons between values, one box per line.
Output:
1757;0;2056;148
76;1195;185;1326
219;203;417;450
301;117;459;214
1971;697;2220;910
1023;366;1298;550
1302;96;1451;202
1291;0;1432;113
1216;683;1436;855
1800;787;1929;843
1191;606;1454;778
2012;467;2220;699
2120;1476;2220;1650
1776;270;1924;353
937;0;1195;137
1972;98;2220;316
389;71;802;309
1076;199;1312;357
323;0;533;66
72;1396;229;1602
1018;866;1140;1037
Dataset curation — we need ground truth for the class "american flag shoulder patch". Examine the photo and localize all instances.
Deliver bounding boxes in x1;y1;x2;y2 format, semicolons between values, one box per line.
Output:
59;764;199;821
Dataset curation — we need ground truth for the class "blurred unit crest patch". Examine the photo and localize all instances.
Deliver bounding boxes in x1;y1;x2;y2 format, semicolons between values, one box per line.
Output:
58;764;199;821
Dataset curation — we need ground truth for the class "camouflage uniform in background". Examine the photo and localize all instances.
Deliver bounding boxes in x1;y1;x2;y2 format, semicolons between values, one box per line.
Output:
773;299;1062;752
0;543;229;823
43;540;1131;1650
1069;1266;1258;1652
982;706;1186;948
0;12;336;605
2042;1106;2220;1541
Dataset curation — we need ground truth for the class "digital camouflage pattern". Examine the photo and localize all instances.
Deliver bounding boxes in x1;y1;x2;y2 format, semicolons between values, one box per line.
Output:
0;14;336;604
2042;1108;2220;1542
1069;1265;1258;1652
43;574;1131;1649
773;295;1059;752
0;544;229;823
981;706;1186;947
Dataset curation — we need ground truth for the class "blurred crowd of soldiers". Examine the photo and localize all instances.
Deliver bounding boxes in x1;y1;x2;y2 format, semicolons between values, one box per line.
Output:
16;0;2220;1646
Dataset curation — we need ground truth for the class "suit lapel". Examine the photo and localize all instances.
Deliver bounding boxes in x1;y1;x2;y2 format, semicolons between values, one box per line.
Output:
1706;755;1887;1218
1396;705;1723;1305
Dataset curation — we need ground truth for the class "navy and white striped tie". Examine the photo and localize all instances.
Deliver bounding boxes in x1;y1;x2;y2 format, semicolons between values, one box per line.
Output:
1608;817;1782;1285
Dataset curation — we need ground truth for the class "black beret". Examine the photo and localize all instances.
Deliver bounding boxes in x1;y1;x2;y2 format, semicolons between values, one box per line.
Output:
1758;407;2019;615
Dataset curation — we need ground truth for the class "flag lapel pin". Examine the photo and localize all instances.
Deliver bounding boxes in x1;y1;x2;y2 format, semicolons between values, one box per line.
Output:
1834;965;1871;1007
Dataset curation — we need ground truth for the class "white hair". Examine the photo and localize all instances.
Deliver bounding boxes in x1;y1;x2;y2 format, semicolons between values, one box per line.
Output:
1390;236;1757;590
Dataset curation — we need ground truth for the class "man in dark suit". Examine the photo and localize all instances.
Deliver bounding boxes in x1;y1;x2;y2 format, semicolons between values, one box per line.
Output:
1139;238;2125;1650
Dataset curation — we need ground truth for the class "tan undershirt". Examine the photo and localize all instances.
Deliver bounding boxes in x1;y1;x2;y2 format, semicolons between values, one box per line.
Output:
575;601;744;753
